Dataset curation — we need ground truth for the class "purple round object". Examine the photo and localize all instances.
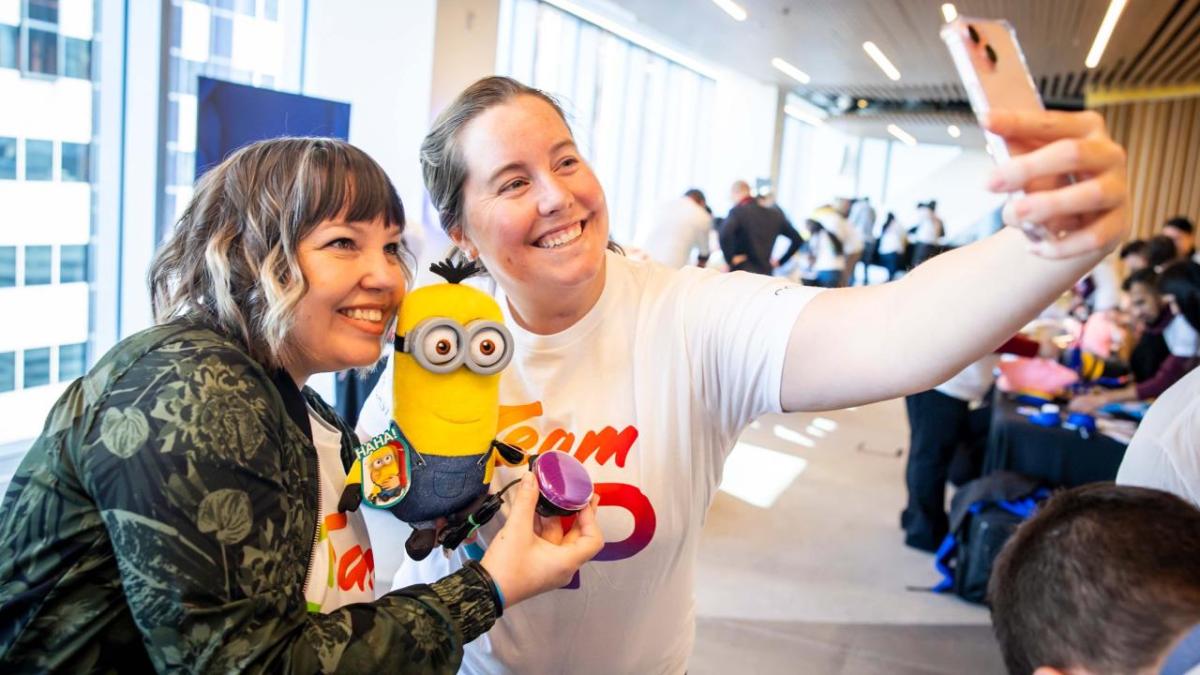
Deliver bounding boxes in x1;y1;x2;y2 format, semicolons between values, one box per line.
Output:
532;451;594;515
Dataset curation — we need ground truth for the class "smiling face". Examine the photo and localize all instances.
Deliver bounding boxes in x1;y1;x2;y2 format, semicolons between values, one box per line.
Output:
1128;281;1163;326
452;95;609;318
283;216;406;384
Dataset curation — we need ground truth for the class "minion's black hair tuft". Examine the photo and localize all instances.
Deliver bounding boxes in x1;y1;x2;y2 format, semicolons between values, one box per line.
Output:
429;257;483;284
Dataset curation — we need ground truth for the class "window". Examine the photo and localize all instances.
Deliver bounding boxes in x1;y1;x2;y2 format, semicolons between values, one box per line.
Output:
59;244;86;282
211;14;232;59
0;352;14;393
0;136;15;179
23;348;50;389
24;245;52;285
63;37;90;79
0;246;15;287
498;0;715;246
27;0;59;24
27;28;57;75
58;343;86;382
61;142;88;182
0;24;16;70
25;139;53;180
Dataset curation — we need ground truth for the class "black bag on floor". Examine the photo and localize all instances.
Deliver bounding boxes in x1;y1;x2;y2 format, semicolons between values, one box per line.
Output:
933;471;1048;605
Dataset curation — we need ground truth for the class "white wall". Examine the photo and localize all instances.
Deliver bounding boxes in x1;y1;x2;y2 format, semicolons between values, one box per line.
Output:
704;70;779;216
302;0;438;237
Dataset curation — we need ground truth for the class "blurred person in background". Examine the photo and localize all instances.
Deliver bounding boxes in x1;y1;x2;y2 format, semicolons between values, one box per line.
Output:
636;188;712;269
908;200;945;269
719;180;804;275
1164;216;1197;262
874;212;906;281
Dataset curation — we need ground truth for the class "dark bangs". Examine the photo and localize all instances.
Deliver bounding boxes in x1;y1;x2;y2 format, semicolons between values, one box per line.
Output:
293;138;406;236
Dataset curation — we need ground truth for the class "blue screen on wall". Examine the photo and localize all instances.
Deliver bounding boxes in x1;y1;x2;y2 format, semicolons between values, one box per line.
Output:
195;76;351;179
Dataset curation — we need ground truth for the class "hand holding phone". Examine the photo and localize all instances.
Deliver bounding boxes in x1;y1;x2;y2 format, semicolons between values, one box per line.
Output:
941;18;1054;242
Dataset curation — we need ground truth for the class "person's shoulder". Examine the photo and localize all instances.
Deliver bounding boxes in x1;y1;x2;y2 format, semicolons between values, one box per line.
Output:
96;321;272;399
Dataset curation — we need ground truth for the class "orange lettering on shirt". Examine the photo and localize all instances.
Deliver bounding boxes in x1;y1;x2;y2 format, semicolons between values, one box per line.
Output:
539;429;576;454
337;545;375;592
324;512;348;532
498;402;543;430
574;426;638;468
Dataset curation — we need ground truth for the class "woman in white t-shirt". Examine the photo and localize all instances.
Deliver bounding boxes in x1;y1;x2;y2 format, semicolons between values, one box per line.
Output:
361;76;1130;674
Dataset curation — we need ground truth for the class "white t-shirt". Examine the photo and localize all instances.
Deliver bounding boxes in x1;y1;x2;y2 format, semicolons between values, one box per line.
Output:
358;253;822;674
636;196;712;269
1165;314;1200;357
303;408;376;613
935;355;1000;403
1117;366;1200;506
811;228;845;272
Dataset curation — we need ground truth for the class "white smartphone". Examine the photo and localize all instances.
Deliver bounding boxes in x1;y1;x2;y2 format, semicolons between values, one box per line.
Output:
941;17;1050;242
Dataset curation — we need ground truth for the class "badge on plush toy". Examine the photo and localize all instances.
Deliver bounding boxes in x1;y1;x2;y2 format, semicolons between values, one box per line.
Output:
338;257;530;560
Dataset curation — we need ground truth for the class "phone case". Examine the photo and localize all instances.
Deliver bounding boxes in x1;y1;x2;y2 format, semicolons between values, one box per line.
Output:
941;18;1049;241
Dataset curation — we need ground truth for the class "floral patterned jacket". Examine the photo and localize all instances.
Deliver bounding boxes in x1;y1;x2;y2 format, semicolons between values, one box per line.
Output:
0;322;497;673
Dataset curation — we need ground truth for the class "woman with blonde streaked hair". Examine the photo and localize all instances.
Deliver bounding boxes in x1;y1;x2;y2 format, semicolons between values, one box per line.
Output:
0;136;602;673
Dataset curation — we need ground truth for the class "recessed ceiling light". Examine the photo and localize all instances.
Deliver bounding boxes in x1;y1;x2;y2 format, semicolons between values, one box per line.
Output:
863;41;901;81
947;124;961;138
888;123;917;146
772;57;811;84
941;3;957;22
1086;0;1127;68
712;0;747;22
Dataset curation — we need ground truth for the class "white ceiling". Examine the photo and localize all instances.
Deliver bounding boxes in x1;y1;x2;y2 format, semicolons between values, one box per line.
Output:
598;0;1200;143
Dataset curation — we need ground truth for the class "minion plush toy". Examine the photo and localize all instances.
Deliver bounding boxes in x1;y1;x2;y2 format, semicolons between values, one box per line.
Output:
339;258;524;560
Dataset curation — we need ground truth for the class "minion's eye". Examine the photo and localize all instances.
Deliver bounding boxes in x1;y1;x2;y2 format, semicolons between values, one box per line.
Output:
422;326;459;365
470;328;508;368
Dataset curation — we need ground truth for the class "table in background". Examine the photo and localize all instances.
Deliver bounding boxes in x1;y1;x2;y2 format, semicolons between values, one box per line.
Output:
983;392;1128;488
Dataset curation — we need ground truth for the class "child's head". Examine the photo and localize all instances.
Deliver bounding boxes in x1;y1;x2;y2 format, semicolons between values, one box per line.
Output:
989;484;1200;675
1122;268;1162;325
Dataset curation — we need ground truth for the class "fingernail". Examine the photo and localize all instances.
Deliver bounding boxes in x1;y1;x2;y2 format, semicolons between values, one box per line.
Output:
1014;200;1031;218
987;174;1005;191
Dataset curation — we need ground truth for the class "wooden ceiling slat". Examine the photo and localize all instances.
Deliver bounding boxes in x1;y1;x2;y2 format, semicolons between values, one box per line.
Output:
1156;21;1200;83
1123;0;1200;85
1139;2;1200;84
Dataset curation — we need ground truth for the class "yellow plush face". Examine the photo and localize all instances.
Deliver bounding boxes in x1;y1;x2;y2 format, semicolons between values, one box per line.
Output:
393;283;505;456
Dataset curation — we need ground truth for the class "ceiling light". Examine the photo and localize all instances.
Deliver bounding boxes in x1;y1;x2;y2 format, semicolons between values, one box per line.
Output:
1086;0;1127;68
888;123;917;146
772;57;810;84
712;0;747;21
947;124;961;138
941;3;957;22
784;103;825;127
863;41;901;81
857;98;868;109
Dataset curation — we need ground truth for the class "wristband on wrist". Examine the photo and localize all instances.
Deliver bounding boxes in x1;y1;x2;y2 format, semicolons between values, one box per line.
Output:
465;560;505;618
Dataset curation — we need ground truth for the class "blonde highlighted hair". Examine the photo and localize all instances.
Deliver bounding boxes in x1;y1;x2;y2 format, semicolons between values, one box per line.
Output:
149;137;409;369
